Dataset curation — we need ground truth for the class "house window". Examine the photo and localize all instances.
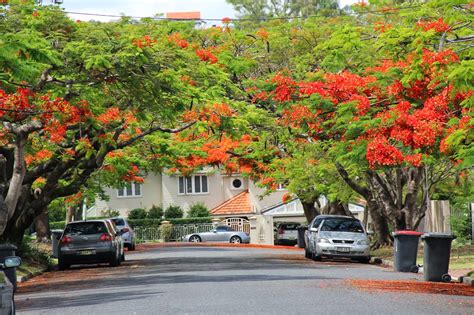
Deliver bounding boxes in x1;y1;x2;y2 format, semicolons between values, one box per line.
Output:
178;175;209;195
117;182;142;198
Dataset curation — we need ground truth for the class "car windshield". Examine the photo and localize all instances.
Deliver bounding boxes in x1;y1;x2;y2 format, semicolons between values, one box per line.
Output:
320;219;364;233
65;222;107;235
112;218;125;226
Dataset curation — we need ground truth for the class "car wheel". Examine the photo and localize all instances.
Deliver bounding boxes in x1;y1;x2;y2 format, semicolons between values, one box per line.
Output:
312;251;321;261
109;253;120;267
58;259;69;271
10;295;15;315
229;236;242;244
358;257;371;264
305;248;311;259
189;235;201;242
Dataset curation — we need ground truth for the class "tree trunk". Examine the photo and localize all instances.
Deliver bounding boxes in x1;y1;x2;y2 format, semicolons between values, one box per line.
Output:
34;212;50;241
66;205;75;224
367;199;392;249
301;200;319;223
324;200;353;217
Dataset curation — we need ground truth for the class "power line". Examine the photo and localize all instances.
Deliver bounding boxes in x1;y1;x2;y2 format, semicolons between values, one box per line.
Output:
60;5;421;23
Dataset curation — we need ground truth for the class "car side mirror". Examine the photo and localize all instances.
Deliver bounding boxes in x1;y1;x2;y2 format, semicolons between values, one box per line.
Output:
310;228;318;232
367;230;374;236
1;256;21;269
212;229;217;233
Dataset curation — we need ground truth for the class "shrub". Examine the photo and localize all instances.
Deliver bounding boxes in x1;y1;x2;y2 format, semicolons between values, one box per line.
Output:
127;219;162;228
50;221;66;230
128;208;147;220
101;209;120;218
170;217;212;224
18;236;53;267
148;205;164;219
47;200;66;222
159;222;173;242
187;203;210;218
164;205;183;219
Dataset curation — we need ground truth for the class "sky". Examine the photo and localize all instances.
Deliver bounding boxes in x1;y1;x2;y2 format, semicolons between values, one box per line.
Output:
60;0;359;22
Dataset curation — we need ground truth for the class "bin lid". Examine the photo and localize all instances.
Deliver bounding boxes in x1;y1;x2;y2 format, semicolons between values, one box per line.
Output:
421;233;456;240
393;230;423;236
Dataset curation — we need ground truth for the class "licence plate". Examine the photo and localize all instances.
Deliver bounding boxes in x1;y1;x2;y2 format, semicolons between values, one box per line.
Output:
336;247;350;252
78;250;95;256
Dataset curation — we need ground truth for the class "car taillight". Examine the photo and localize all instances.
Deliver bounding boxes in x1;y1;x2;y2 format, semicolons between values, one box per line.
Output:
60;236;72;245
99;233;112;241
122;228;129;233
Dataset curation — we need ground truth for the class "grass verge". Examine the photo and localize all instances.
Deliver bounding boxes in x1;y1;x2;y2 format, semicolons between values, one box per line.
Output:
371;244;474;274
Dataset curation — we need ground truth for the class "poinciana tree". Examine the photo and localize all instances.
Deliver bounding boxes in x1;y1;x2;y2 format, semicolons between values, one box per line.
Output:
0;2;240;244
162;1;473;248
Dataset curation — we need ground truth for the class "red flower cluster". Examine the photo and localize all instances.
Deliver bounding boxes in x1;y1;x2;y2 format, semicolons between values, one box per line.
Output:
168;33;189;49
417;18;451;33
132;35;157;48
366;137;404;168
196;48;218;64
271;73;296;102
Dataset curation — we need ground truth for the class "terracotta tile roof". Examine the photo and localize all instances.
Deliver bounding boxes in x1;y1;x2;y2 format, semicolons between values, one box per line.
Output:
166;11;201;20
211;190;252;215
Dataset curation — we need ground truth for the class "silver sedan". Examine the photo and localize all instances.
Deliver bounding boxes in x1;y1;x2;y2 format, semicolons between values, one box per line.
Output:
182;226;250;244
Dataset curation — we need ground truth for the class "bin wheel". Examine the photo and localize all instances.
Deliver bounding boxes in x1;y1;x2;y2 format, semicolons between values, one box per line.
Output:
441;274;451;283
410;265;419;273
305;249;310;259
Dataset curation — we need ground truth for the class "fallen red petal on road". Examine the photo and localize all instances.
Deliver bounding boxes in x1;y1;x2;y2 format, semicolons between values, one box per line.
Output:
347;279;474;297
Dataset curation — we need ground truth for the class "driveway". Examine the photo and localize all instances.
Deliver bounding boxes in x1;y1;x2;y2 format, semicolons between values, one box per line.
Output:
16;245;473;314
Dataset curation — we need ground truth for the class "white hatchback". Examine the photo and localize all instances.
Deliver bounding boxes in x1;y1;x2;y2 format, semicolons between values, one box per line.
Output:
305;215;370;263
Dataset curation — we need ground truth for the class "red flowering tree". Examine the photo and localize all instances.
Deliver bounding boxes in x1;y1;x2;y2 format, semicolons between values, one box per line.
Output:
0;2;237;244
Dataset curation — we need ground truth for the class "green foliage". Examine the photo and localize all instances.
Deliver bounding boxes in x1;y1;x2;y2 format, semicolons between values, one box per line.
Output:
18;236;53;267
127;217;212;228
147;205;164;219
127;219;162;228
159;222;173;242
49;221;66;230
128;208;148;220
47;200;66;222
101;209;120;218
187;203;210;218
164;205;184;219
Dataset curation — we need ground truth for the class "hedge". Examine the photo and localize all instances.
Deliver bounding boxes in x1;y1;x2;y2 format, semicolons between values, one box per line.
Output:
49;217;213;230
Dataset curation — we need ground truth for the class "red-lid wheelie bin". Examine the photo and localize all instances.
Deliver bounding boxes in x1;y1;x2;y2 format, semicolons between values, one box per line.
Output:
392;231;423;273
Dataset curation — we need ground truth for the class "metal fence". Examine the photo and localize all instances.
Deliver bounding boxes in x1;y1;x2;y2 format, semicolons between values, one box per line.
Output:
134;221;250;242
170;223;215;241
134;227;161;242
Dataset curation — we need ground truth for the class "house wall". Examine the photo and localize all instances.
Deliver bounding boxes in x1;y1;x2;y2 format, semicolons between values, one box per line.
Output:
95;173;163;217
248;181;287;213
161;173;246;215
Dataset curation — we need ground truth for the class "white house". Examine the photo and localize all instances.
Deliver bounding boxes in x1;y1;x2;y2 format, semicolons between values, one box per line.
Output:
93;170;289;219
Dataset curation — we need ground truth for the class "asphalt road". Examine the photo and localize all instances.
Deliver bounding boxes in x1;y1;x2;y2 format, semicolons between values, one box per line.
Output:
16;245;473;315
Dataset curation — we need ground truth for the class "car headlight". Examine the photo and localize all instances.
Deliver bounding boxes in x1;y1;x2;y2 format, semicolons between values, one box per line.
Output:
357;239;369;245
318;238;330;244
